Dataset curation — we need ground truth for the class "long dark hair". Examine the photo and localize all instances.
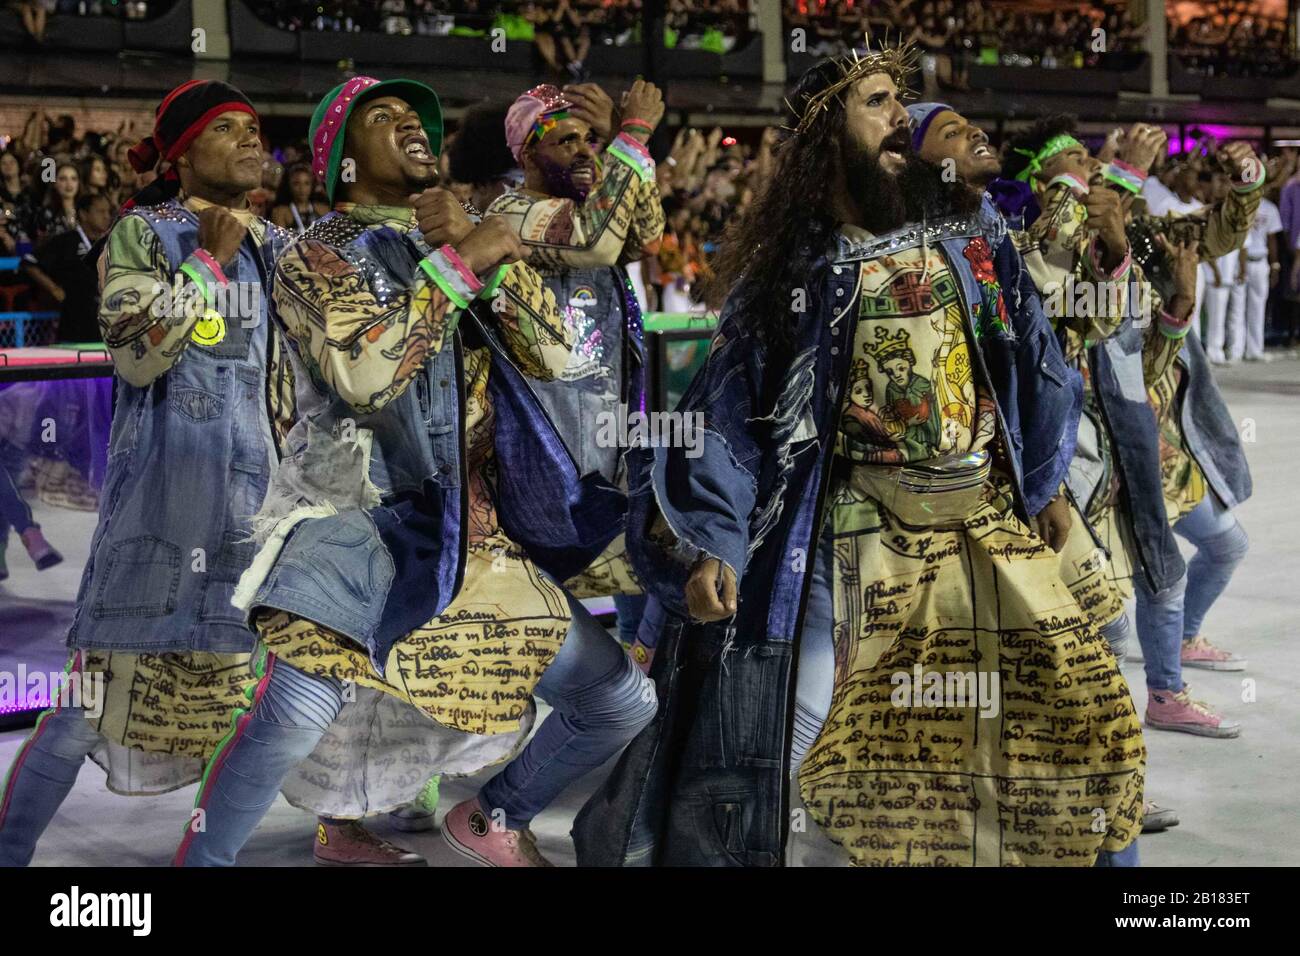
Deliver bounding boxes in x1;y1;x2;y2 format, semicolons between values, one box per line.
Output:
43;161;81;211
702;60;849;349
274;162;318;208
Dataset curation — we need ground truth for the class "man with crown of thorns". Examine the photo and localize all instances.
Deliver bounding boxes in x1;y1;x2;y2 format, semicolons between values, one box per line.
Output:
573;36;1146;867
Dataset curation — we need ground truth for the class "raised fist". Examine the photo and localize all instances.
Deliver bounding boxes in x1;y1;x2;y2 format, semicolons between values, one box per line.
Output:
196;205;247;266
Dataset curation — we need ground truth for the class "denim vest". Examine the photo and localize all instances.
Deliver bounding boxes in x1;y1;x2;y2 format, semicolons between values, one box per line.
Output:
67;200;287;654
1175;330;1251;510
574;214;1082;865
247;214;624;674
527;263;644;483
1089;316;1184;593
1089;319;1251;593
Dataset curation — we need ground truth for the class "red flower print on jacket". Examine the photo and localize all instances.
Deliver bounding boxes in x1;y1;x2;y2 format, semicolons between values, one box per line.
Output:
962;236;997;284
962;236;1010;336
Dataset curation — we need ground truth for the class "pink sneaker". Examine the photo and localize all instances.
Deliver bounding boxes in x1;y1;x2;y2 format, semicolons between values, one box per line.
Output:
1181;635;1247;671
20;527;62;570
1146;686;1241;738
441;797;554;867
313;820;427;866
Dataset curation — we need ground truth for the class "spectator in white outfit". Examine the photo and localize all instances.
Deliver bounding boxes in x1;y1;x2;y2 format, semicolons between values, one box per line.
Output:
1203;250;1238;364
1226;196;1282;362
1144;164;1208;326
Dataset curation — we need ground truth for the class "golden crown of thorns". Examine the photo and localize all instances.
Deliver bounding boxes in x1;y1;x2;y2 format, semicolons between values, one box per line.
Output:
785;33;920;137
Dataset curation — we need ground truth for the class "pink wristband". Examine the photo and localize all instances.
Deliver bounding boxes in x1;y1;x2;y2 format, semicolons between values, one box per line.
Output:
193;248;229;284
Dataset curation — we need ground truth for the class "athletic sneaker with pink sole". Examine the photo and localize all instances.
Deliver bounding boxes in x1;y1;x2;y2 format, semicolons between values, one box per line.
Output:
441;797;554;867
1146;686;1242;738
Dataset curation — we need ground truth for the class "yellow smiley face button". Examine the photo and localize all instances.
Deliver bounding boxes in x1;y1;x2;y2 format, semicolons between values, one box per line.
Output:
191;309;227;346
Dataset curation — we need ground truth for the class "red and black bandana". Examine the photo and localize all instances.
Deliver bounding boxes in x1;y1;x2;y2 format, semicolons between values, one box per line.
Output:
127;80;258;174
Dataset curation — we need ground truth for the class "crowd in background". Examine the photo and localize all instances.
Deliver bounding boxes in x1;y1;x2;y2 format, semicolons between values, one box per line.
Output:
785;1;1141;91
8;95;1300;352
245;0;754;80
12;0;1299;83
8;0;162;45
1169;1;1294;78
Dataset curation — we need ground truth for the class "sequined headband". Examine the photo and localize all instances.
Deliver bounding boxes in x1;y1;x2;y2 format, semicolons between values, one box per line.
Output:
1013;134;1082;182
785;35;921;138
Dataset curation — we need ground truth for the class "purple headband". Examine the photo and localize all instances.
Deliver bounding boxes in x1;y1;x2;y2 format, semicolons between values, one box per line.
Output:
906;102;955;153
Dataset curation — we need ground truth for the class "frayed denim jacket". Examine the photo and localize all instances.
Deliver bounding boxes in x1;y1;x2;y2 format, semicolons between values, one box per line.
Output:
573;207;1083;866
68;199;293;654
236;206;623;675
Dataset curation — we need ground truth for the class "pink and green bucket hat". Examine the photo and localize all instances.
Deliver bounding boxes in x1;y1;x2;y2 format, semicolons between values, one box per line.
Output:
309;75;443;203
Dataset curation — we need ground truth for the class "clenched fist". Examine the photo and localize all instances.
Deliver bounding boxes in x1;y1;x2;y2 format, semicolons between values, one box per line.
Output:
620;79;665;142
196;205;247;266
1081;187;1128;260
454;216;528;275
685;556;737;622
411;187;475;249
1115;122;1167;175
1222;141;1265;186
563;82;617;142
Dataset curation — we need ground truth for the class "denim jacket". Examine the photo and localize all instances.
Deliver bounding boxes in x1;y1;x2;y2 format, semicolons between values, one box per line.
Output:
1089;320;1250;594
1175;330;1251;510
239;210;623;674
528;263;645;483
573;211;1083;865
68;199;291;654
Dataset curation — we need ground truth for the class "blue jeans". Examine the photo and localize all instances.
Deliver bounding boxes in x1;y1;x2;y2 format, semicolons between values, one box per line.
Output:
1096;842;1141;866
0;698;103;867
480;591;657;829
175;658;345;867
178;593;655;864
612;592;648;647
1134;492;1248;691
789;535;834;774
0;438;36;543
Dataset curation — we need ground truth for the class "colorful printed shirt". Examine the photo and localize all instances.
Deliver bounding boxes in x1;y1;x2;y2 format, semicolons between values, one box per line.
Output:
837;239;995;465
1016;183;1132;364
259;202;580;735
1141;180;1262;517
270;203;574;418
485;132;664;272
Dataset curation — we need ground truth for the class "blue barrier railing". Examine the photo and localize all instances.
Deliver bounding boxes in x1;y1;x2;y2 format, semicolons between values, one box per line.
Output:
0;254;61;346
0;312;60;347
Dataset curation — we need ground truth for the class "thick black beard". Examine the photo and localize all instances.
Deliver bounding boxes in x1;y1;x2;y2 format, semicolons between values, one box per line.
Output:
538;153;594;202
844;135;983;234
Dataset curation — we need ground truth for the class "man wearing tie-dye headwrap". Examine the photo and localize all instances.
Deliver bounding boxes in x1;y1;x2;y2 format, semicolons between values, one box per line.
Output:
489;80;666;665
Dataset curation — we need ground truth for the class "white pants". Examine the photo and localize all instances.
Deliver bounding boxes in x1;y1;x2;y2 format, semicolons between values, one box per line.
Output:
1226;259;1271;361
1201;258;1233;363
